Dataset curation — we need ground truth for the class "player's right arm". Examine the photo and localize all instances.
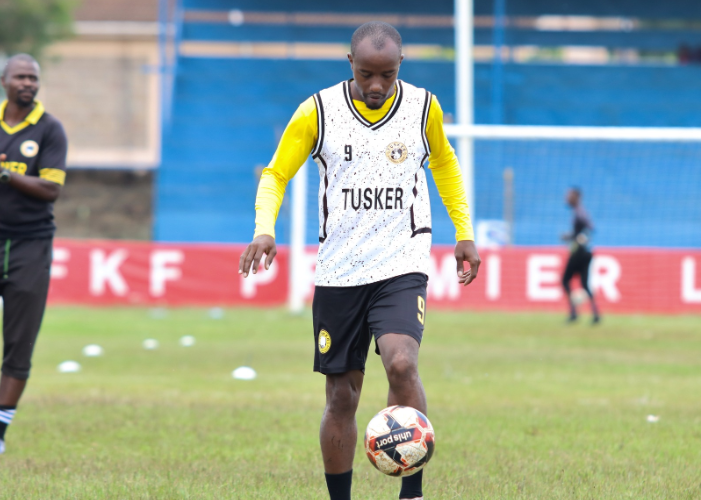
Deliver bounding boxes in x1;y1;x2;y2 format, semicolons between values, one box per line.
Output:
0;120;68;202
239;97;318;277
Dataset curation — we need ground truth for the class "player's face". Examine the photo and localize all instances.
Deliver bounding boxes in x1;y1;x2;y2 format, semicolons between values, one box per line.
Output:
348;39;403;110
1;60;40;108
566;189;579;207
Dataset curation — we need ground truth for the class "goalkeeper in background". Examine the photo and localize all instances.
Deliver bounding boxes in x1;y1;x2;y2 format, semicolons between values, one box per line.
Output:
561;187;600;324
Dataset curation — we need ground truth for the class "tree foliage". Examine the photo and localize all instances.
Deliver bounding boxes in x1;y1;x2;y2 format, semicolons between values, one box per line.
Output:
0;0;76;59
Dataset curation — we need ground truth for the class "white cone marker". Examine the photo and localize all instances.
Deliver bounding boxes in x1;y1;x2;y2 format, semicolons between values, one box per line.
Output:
143;339;159;350
58;361;81;373
179;335;195;347
82;344;104;357
232;366;257;380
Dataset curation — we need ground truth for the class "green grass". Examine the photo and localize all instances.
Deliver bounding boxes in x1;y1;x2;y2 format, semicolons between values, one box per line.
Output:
1;307;700;499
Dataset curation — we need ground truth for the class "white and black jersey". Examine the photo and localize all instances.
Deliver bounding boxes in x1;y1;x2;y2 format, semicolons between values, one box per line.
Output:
311;80;433;287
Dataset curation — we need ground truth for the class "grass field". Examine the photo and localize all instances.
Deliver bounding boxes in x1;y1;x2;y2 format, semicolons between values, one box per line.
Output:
0;307;699;499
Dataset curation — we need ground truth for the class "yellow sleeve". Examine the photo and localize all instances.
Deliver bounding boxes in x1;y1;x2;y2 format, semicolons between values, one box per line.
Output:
254;97;318;239
39;168;66;186
426;95;474;241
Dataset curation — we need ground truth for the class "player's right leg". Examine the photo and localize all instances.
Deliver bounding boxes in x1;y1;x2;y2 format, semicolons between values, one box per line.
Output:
0;376;26;454
320;370;364;500
313;283;374;500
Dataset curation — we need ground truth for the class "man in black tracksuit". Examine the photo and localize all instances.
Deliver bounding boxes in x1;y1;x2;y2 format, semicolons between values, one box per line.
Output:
561;187;600;324
0;54;68;454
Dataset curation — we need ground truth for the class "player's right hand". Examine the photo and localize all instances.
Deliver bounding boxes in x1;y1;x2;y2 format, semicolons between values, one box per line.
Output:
238;234;277;278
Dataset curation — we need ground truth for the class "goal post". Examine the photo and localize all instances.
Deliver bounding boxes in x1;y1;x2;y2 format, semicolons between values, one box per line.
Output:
444;124;701;142
454;0;475;218
288;160;308;314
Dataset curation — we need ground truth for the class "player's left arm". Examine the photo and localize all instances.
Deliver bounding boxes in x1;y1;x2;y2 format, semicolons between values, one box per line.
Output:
425;95;481;286
0;120;67;202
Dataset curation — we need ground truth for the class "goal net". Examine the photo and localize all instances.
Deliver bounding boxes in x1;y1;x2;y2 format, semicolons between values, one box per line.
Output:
287;125;701;313
444;125;701;248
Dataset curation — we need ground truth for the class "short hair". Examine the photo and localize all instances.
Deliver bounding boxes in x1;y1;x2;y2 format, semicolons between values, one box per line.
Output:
350;21;402;57
570;186;582;196
2;54;39;79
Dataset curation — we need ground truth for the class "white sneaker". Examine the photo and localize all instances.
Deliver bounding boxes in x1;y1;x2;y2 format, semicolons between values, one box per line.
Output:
0;439;4;454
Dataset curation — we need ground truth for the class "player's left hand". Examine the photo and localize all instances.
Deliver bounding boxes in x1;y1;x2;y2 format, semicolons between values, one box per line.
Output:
455;240;481;286
239;234;277;278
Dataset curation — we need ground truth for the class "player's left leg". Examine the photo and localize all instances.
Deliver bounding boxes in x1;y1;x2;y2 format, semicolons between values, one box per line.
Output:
562;253;578;321
369;272;429;500
579;251;600;323
0;238;52;453
377;334;426;500
377;334;426;413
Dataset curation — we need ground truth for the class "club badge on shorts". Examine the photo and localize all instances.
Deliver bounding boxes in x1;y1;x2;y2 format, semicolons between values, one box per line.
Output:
385;141;408;164
20;140;39;158
318;329;332;354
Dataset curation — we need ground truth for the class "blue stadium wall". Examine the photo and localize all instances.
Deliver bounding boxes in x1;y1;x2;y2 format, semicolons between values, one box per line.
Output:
156;1;701;248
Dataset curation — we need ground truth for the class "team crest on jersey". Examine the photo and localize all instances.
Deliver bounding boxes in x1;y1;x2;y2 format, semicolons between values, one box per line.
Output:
385;142;408;164
318;329;332;354
20;140;39;158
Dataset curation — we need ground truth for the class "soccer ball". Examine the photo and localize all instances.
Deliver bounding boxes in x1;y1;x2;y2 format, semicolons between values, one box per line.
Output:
364;405;435;477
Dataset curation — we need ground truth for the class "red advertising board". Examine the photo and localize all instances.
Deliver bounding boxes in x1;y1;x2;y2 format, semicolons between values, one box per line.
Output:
48;239;701;314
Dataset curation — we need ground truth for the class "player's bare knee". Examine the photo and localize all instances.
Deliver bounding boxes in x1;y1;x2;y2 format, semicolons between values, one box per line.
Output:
326;389;359;417
386;354;418;388
325;375;361;415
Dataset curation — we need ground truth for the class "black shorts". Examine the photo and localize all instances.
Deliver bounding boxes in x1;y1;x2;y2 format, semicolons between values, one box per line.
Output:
312;272;428;375
563;246;593;285
0;237;52;380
